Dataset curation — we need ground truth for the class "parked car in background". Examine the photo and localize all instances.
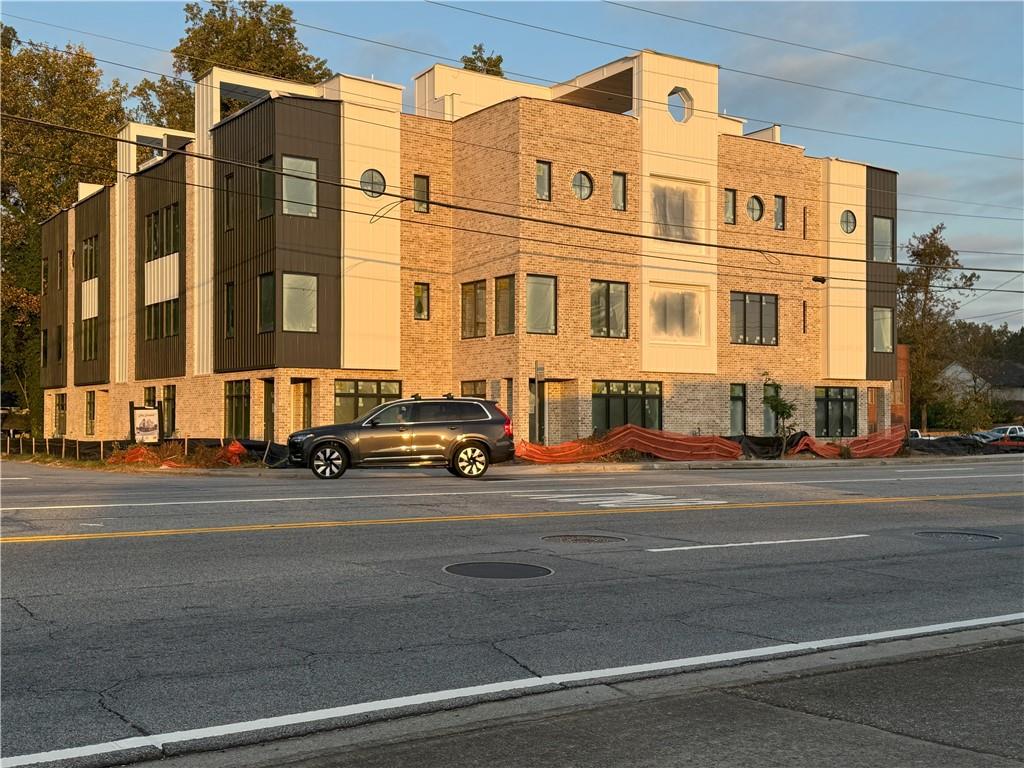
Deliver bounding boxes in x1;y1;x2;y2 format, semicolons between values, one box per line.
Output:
288;396;515;479
989;425;1024;439
970;430;1004;443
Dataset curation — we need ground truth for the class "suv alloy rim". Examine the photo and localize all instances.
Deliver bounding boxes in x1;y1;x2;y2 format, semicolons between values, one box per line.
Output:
457;445;486;476
313;446;344;478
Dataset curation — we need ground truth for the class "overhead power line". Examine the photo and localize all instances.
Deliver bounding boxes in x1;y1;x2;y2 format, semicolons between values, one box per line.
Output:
426;0;1023;125
8;113;1024;287
603;1;1024;92
11;30;1024;220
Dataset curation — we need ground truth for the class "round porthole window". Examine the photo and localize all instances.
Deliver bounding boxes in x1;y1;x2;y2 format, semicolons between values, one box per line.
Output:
360;168;386;198
840;209;857;234
572;171;593;201
747;195;764;222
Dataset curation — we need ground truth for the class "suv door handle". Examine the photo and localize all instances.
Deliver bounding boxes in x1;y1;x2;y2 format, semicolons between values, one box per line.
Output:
447;425;459;430
398;426;409;432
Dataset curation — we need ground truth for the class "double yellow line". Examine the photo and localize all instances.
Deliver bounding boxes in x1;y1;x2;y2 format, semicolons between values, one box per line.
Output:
1;491;1019;545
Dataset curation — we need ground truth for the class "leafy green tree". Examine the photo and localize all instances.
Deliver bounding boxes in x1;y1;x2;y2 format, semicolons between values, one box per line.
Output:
1;26;127;431
132;0;332;131
461;43;504;77
897;224;978;433
762;373;797;458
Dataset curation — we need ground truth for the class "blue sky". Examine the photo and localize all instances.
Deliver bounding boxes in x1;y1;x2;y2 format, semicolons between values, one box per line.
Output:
6;1;1022;328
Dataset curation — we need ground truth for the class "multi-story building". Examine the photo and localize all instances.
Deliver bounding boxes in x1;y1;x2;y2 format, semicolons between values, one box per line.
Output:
39;50;898;444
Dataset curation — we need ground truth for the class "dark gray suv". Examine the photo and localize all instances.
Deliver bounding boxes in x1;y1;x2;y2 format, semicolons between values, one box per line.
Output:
288;396;515;479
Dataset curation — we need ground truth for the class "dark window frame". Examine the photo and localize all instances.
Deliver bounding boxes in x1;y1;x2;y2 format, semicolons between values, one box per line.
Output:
495;274;516;336
333;379;401;424
590;279;629;339
746;195;764;222
224;379;251;439
85;390;96;436
225;282;235;339
56;249;64;288
461;280;486;339
815;386;858;438
730;291;779;346
774;195;786;230
258;272;275;334
526;274;558;335
571;171;594;201
461;380;487;397
163;202;180;255
281;154;319;218
724;188;736;225
258;157;275;219
413;174;430;213
281;271;318;334
143;386;157;408
162;384;176;435
611;172;627;211
730;383;747;436
54;393;67;437
81;317;98;361
41;329;48;367
41;255;49;295
591;380;662;435
535;160;552;202
56;325;63;361
872;216;894;262
413;282;430;320
872;306;894;353
224;173;235;231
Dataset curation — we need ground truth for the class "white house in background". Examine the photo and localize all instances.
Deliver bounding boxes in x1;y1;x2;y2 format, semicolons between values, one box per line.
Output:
940;359;1024;418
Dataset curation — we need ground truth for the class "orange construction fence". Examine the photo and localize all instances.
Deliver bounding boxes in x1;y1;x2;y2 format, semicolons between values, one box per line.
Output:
787;425;908;459
515;424;743;463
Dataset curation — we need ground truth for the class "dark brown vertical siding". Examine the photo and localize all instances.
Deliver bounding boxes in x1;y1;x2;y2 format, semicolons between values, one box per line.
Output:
74;187;111;386
866;167;897;380
213;99;276;372
135;154;187;380
273;97;341;369
40;211;68;389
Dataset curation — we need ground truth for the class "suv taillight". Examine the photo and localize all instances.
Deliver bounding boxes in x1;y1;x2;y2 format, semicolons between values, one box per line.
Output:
495;406;513;438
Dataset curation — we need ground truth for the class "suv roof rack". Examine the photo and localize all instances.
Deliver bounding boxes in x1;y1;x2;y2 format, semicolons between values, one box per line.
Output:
443;392;455;399
410;393;422;400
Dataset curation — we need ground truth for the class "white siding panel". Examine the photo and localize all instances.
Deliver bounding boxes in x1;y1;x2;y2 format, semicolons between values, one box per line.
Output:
144;252;180;306
82;278;99;320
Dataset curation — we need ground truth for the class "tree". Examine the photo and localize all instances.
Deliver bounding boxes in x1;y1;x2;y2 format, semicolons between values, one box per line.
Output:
897;224;979;432
132;0;332;131
461;43;504;77
762;373;797;458
1;26;127;431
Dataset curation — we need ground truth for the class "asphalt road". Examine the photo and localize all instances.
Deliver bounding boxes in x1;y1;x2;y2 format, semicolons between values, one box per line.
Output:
1;457;1022;765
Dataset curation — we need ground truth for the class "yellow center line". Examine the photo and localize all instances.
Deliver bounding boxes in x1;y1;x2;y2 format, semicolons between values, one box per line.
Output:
1;491;1019;545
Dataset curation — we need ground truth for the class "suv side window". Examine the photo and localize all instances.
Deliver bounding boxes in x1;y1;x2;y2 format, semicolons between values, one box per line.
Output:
370;403;414;425
447;402;488;421
412;402;450;422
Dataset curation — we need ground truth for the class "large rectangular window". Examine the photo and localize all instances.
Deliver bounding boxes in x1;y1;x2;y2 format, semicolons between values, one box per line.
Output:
162;385;176;436
334;379;401;424
591;280;628;338
282;273;317;333
413;174;430;213
85;391;95;436
495;275;515;335
724;188;736;225
526;275;556;334
414;282;430;320
650;284;704;343
224;380;251;439
144;212;162;262
774;195;786;230
461;380;486;397
81;236;98;279
872;306;894;352
651;178;704;242
225;282;235;338
461;280;486;338
592;381;661;435
535;160;551;201
258;273;275;333
258;157;274;218
164;203;180;254
730;292;778;345
730;384;746;435
144;299;179;341
611;172;627;211
763;383;780;435
54;393;66;437
815;386;857;438
81;317;98;361
282;156;317;217
872;216;893;262
224;173;235;230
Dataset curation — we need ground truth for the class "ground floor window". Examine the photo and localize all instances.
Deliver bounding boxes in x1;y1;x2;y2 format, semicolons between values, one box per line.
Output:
729;384;746;435
334;379;401;424
54;393;67;437
592;381;661;434
162;385;176;435
143;386;156;407
461;380;486;397
815;386;857;438
85;391;96;436
225;380;251;439
293;380;312;431
763;383;780;435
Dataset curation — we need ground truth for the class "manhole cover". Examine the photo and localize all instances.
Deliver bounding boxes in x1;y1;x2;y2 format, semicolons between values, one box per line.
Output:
542;534;626;544
444;562;553;579
914;531;1001;542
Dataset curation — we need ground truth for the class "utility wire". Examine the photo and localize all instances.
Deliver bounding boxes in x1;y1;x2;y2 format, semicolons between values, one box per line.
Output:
9;111;1023;279
603;1;1024;92
12;33;1024;223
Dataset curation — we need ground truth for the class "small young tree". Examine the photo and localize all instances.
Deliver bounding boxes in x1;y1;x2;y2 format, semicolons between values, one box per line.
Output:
461;43;504;77
762;373;797;459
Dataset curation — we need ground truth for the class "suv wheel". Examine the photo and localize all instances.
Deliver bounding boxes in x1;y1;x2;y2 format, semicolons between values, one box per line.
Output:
310;443;348;480
453;443;489;478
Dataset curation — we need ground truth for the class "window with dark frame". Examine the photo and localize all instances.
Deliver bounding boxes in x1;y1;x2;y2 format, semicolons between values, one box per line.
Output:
333;379;401;424
258;273;275;333
81;317;98;361
872;306;894;352
57;250;63;287
730;292;778;345
144;298;180;341
144;213;161;262
258;157;274;218
872;216;894;262
815;386;857;438
611;172;626;211
82;236;98;280
461;280;486;338
590;280;628;338
41;329;47;367
56;325;63;361
535;161;551;201
54;393;66;437
495;275;515;335
763;383;780;435
461;380;487;397
85;391;95;436
164;203;180;254
414;282;430;320
724;188;736;224
41;255;48;295
774;195;786;230
224;380;251;439
730;384;747;435
526;275;556;334
224;174;235;230
282;273;317;333
282;156;317;217
143;386;156;407
591;381;661;434
162;385;176;435
413;174;430;213
225;282;235;338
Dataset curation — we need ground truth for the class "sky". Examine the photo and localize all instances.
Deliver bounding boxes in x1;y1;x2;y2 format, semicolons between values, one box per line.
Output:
5;1;1023;330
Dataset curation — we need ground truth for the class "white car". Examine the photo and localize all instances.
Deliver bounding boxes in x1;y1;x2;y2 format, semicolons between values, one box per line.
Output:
989;425;1024;439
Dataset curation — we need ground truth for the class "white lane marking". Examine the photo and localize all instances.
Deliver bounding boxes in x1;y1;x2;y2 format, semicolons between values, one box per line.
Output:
2;473;1020;513
896;467;1005;473
80;523;104;527
647;534;870;553
513;491;727;509
1;477;31;481
4;612;1022;768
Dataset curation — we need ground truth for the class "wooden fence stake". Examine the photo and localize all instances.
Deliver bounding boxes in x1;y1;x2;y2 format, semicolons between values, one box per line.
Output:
76;440;80;461
100;440;104;461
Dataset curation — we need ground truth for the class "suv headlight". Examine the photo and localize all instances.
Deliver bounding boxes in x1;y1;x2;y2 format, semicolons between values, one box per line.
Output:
291;432;314;443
